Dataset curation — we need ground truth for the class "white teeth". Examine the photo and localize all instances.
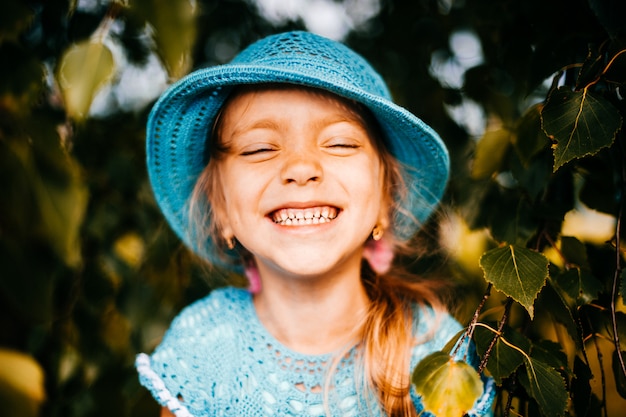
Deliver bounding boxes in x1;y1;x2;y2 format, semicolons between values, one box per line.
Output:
272;206;338;226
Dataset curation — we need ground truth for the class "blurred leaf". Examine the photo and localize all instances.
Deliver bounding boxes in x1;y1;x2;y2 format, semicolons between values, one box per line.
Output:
4;121;89;267
474;323;531;385
518;356;568;417
613;350;626;399
621;269;626;302
0;349;45;417
541;86;621;171
412;351;483;417
480;245;549;319
471;128;511;179
486;189;537;245
560;236;590;269
56;38;116;120
513;103;550;166
113;232;146;268
133;0;197;79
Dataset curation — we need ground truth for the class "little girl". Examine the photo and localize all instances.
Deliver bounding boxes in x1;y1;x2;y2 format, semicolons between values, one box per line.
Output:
136;31;495;416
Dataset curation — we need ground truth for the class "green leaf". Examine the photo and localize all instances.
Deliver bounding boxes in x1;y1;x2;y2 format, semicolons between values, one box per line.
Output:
412;351;483;417
5;126;89;267
56;39;115;120
555;268;602;306
541;86;621;171
474;324;531;385
519;356;568;417
537;281;584;351
479;245;549;318
471;128;511;179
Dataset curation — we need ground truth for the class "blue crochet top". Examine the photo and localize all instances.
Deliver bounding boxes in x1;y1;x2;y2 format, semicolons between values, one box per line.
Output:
136;287;495;416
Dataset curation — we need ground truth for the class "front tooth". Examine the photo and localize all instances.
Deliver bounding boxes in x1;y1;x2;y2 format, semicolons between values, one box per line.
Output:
296;211;304;219
321;207;329;218
280;211;288;221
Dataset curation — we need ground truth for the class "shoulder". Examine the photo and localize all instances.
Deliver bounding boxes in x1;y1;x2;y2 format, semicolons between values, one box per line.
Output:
152;286;251;357
165;286;250;331
410;303;463;365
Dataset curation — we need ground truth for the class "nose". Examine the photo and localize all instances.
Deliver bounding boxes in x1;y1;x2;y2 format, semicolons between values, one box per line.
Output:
280;150;323;185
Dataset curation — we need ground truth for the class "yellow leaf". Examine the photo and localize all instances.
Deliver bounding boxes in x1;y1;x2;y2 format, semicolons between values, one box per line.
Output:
471;128;511;179
0;349;46;403
134;0;197;79
56;39;115;120
412;351;483;417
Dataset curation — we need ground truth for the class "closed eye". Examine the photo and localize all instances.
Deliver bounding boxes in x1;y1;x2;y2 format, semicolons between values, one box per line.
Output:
239;143;278;156
240;147;276;156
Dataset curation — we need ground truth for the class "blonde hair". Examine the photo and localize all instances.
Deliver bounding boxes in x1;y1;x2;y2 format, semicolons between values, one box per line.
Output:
189;84;451;416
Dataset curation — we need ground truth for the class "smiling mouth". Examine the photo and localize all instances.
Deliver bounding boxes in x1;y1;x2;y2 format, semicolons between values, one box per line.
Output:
271;206;339;226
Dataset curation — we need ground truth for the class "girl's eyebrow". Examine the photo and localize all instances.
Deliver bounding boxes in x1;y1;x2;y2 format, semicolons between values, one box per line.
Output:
227;119;281;138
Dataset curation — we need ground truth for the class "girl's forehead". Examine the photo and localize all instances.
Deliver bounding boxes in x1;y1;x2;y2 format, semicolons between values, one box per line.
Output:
218;85;376;134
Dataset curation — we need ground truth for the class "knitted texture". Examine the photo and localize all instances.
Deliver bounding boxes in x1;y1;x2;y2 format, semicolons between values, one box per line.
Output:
136;287;496;416
145;31;450;270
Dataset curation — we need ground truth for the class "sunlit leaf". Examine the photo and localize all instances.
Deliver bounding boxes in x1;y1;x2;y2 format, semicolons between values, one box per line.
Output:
134;0;197;79
474;324;531;385
0;349;45;417
113;232;145;268
471;128;511;179
480;245;549;318
412;351;483;417
541;86;621;171
519;356;568;417
56;39;115;120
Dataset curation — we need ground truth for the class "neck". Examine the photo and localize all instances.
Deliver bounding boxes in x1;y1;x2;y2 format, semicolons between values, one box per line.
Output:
252;262;369;355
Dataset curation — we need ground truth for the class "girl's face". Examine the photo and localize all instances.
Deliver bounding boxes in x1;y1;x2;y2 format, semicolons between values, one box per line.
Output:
214;87;388;281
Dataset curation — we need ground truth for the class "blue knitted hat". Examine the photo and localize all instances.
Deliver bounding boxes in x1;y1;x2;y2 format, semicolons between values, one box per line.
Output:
146;31;449;268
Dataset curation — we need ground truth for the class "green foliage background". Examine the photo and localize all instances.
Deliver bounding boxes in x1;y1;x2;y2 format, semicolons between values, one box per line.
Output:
1;0;625;416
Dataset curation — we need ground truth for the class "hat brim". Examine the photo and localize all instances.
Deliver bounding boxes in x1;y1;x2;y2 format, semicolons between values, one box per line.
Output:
146;64;449;265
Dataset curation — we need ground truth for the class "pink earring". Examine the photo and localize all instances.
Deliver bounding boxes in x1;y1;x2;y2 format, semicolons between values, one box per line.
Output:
244;260;262;294
363;233;394;275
